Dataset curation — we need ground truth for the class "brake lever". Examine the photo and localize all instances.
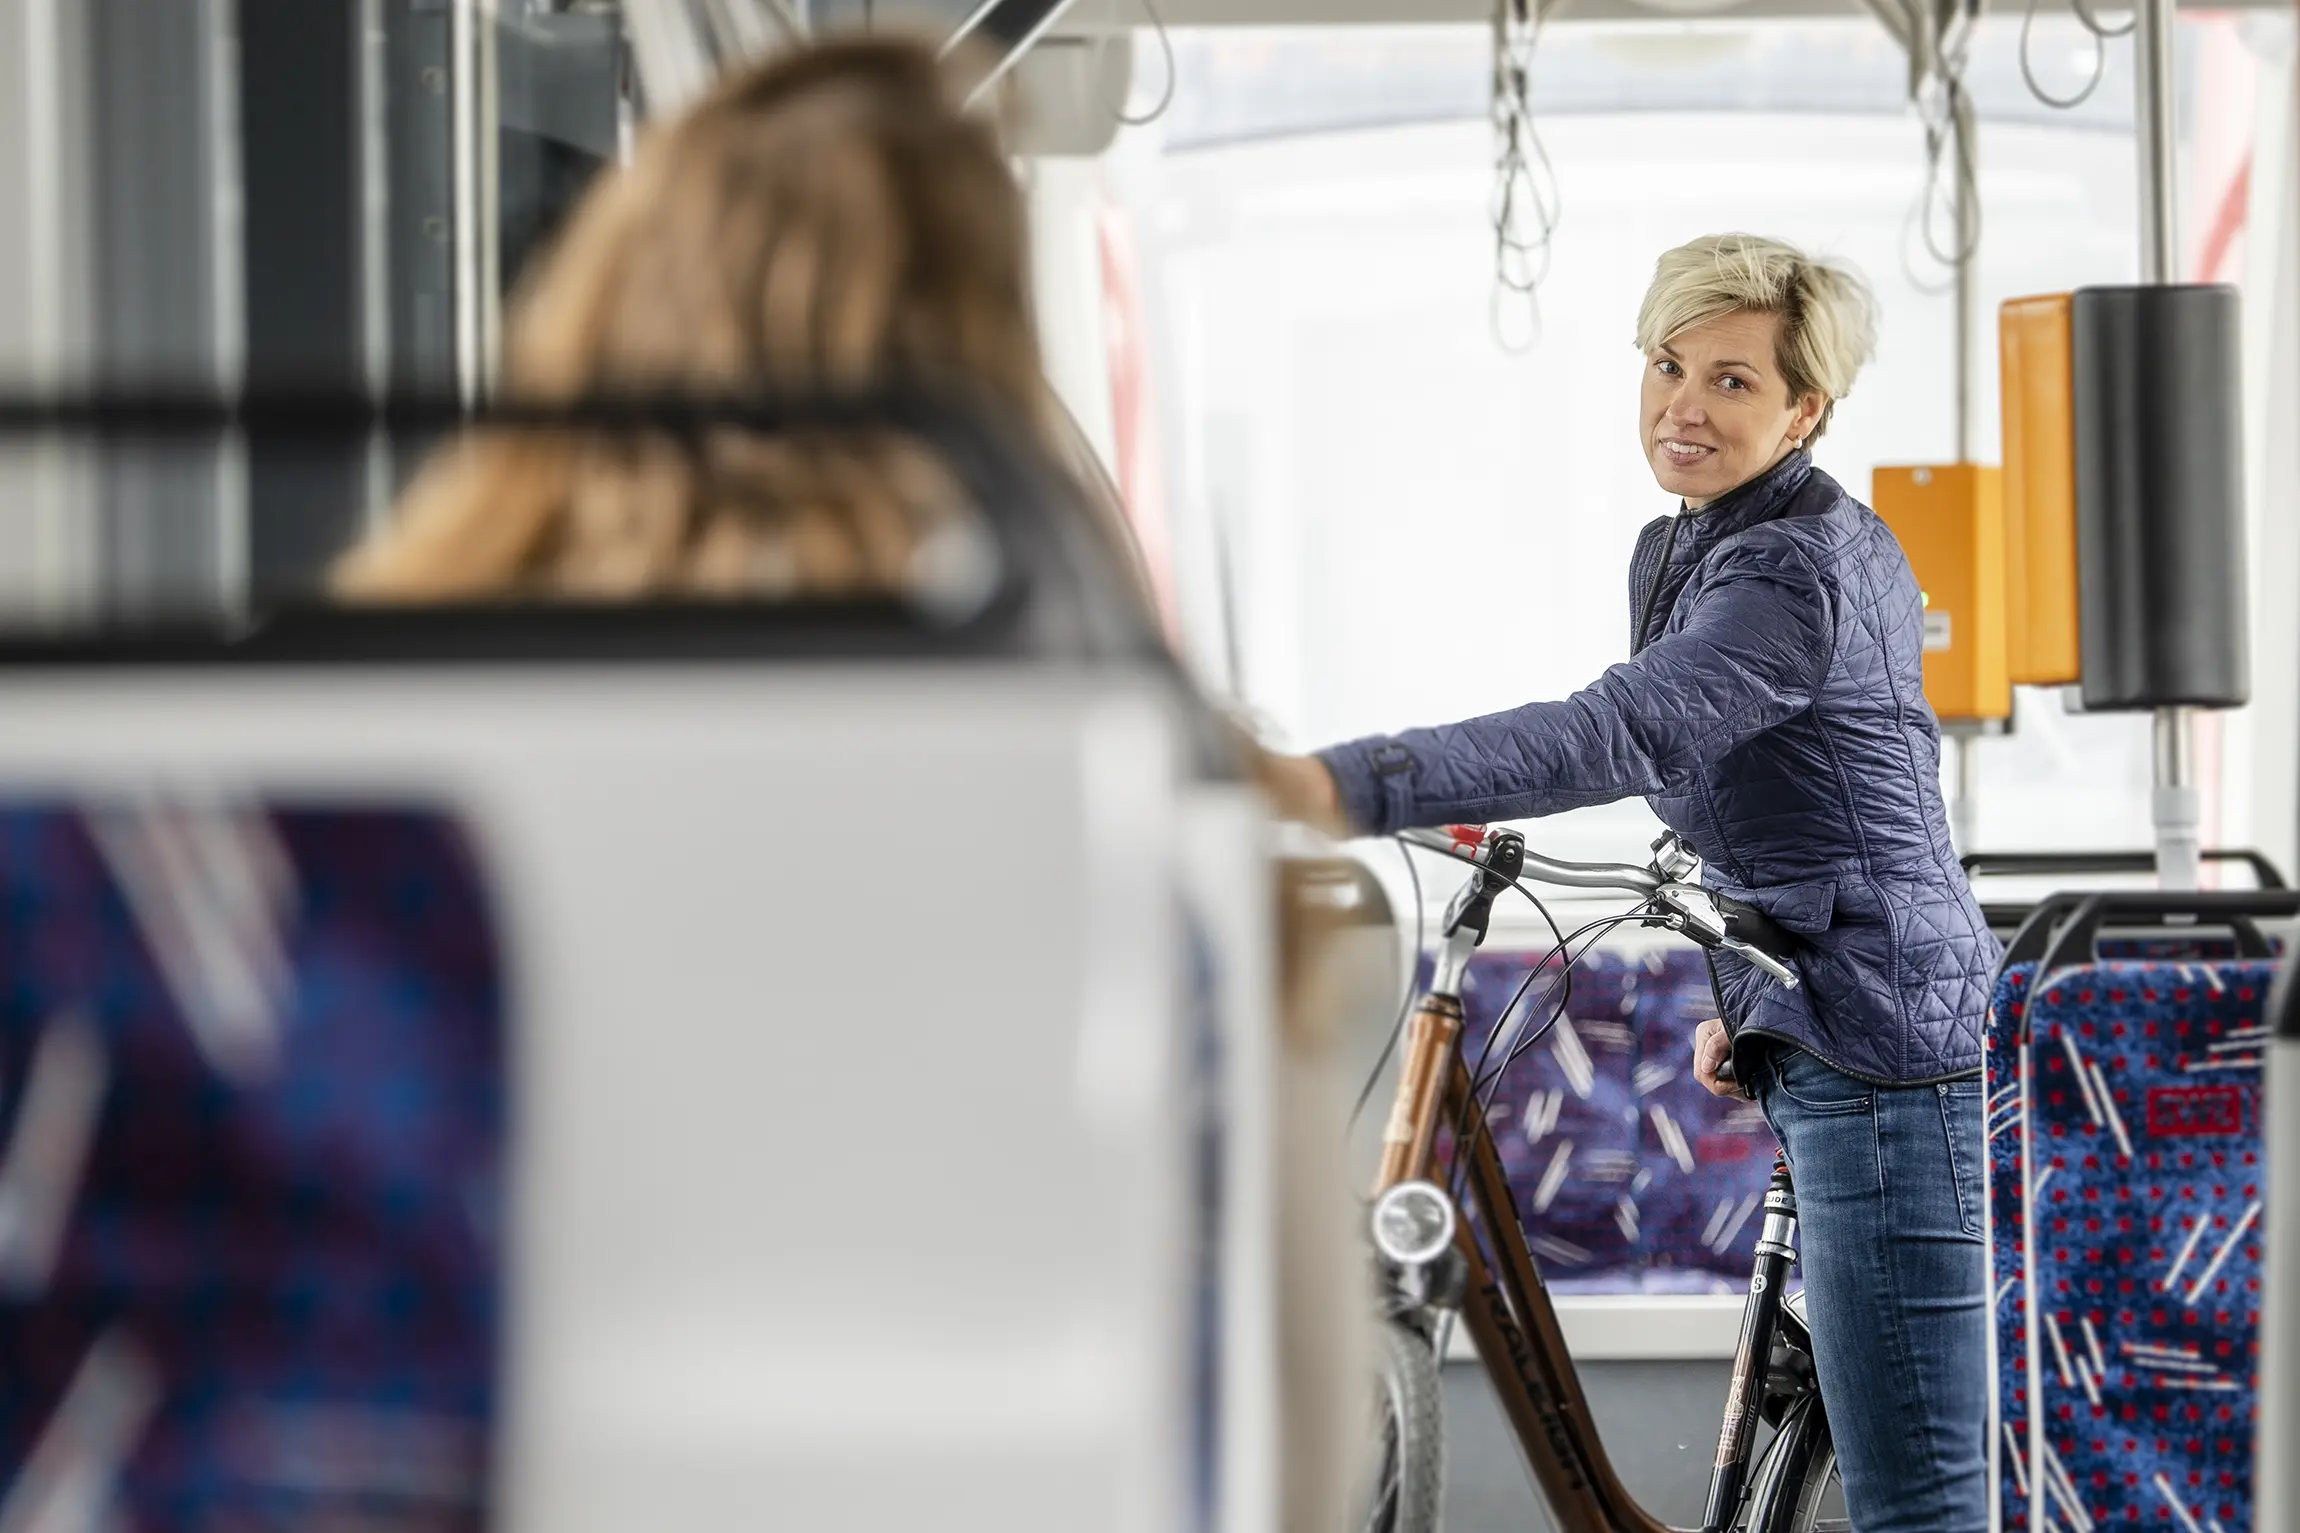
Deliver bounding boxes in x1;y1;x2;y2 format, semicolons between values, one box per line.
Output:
1719;933;1800;989
1652;884;1800;990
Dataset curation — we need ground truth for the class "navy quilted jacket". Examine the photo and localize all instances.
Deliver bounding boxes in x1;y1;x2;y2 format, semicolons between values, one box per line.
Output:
1318;452;1998;1084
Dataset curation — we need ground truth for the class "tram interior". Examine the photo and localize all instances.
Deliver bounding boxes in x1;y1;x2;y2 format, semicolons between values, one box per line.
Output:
0;0;2295;1530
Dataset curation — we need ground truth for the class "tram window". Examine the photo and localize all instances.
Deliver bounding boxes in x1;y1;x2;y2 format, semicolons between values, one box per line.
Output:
1114;14;2294;863
496;7;627;296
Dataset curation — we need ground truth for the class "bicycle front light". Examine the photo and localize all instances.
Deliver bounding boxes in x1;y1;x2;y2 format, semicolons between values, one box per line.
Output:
1371;1180;1458;1266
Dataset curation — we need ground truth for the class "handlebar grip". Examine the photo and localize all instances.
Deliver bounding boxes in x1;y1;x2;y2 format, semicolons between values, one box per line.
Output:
1708;894;1799;989
1716;894;1791;955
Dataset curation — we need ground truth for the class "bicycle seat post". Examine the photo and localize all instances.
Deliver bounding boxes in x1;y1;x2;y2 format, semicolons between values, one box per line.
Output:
1700;1150;1800;1533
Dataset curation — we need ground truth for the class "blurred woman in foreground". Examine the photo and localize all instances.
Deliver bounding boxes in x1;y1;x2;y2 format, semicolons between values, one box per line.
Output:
337;35;1368;1532
337;38;1134;603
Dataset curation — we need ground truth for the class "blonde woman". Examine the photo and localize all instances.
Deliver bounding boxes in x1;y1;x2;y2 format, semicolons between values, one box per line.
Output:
1262;235;1995;1533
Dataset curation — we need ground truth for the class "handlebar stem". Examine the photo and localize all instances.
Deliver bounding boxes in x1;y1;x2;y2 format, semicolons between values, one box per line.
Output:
1427;923;1480;1001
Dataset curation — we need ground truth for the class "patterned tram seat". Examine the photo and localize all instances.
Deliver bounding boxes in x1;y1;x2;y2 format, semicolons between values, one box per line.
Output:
1631;949;1777;1289
1459;945;1775;1292
1984;905;2271;1529
1460;948;1642;1282
0;801;505;1532
2013;958;2274;1533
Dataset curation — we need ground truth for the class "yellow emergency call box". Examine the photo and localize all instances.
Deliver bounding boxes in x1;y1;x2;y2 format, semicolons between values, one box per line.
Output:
1998;294;2082;686
1872;463;2011;723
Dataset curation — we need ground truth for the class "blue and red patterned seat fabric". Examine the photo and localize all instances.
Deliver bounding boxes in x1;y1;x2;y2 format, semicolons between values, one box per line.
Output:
0;803;505;1531
1991;956;2273;1533
1456;945;1776;1291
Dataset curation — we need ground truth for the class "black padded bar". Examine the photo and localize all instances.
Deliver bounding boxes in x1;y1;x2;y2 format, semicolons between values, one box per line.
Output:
0;384;1029;441
2035;891;2300;977
0;385;1171;667
2070;284;2249;710
1998;887;2300;978
1961;848;2287;890
0;601;1023;666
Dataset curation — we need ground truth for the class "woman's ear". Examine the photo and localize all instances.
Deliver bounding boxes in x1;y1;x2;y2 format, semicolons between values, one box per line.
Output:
1788;390;1827;450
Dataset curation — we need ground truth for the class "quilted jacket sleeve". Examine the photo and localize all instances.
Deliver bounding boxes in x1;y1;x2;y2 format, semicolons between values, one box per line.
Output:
1317;534;1834;836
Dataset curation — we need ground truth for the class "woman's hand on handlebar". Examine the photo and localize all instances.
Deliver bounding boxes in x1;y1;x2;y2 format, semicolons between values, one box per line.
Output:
1693;1017;1737;1099
1251;747;1352;839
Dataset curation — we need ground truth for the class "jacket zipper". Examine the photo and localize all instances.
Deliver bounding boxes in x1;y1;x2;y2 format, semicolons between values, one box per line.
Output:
1634;512;1684;654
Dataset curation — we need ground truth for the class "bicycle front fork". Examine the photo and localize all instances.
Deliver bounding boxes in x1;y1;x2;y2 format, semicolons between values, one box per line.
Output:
1700;1152;1800;1533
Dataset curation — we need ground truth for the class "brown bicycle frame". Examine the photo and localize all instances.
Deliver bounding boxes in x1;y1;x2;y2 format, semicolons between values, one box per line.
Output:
1373;993;1677;1533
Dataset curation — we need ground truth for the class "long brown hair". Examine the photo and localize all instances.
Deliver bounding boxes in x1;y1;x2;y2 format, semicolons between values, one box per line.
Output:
337;37;1128;603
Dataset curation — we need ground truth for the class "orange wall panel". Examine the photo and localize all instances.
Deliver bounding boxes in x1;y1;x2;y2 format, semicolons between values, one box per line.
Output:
1998;294;2081;686
1873;463;2011;722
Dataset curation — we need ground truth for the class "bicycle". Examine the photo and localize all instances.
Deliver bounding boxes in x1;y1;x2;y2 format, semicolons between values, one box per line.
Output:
1355;823;1844;1533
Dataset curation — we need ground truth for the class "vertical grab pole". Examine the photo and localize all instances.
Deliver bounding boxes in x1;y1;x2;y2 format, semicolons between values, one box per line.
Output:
1941;26;1991;855
1948;84;1982;852
2156;713;2202;891
1953;83;1978;465
2133;0;2180;287
1952;724;1982;854
2133;0;2202;892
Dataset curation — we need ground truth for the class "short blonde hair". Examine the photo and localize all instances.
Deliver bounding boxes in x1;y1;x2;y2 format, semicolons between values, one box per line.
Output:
1633;234;1878;444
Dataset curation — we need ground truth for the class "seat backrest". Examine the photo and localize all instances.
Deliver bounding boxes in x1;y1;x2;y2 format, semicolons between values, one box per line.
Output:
2012;957;2274;1533
0;654;1247;1533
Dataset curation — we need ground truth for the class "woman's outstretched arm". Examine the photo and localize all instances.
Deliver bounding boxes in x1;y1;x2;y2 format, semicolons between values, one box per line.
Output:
1311;536;1833;836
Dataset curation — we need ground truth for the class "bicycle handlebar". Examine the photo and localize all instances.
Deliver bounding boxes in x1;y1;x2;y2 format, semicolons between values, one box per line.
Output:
1395;827;1660;897
1393;825;1799;990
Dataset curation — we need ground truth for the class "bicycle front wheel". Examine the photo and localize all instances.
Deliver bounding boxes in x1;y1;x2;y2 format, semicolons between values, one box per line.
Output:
1356;1318;1445;1533
1737;1392;1846;1533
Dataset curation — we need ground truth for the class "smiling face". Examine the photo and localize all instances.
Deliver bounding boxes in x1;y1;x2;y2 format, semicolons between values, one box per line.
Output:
1639;308;1828;509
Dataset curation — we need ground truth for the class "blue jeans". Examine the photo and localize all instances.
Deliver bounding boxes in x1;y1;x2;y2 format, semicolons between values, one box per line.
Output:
1754;1043;1987;1533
